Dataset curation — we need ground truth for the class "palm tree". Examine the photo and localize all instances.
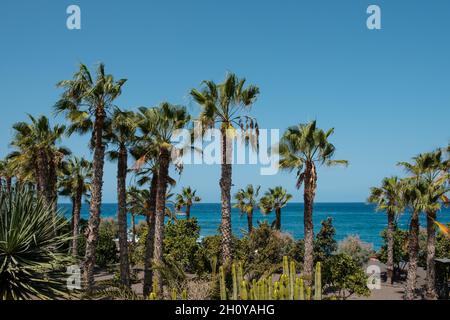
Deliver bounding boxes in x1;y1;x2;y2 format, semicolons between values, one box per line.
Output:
401;179;427;300
399;151;449;298
233;185;260;233
10;115;68;209
278;120;348;284
175;187;201;220
55;63;126;292
368;177;404;284
59;156;92;258
136;103;190;295
190;73;260;264
259;186;293;230
106;108;138;288
0;186;71;300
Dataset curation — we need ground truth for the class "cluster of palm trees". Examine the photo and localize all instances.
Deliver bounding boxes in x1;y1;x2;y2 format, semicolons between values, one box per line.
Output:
0;63;267;297
368;146;450;299
233;185;292;234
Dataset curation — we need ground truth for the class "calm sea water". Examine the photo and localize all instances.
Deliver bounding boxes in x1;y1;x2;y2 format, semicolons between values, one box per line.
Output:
59;203;450;250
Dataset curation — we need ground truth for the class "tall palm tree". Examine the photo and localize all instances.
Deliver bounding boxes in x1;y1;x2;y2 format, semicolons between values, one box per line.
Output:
368;177;404;284
59;156;92;258
401;179;427;300
136;103;190;295
175;187;201;220
190;73;260;264
233;185;260;233
278;120;348;284
399;151;449;298
106;108;138;288
259;186;293;230
10;115;68;209
55;63;127;292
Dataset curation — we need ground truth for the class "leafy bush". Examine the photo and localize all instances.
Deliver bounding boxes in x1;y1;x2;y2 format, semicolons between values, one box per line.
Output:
0;187;71;300
163;218;201;273
290;217;337;264
78;218;119;268
378;225;408;273
241;221;294;279
323;253;371;300
436;224;450;259
337;235;374;267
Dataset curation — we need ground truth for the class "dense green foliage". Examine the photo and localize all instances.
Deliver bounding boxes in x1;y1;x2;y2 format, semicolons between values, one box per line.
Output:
323;253;371;300
0;187;71;300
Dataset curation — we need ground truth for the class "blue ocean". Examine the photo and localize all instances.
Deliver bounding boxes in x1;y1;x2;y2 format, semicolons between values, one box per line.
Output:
59;203;450;250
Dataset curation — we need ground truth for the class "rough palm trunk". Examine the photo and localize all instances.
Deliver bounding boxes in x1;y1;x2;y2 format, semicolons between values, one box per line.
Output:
386;211;395;284
275;207;281;230
6;177;11;193
84;108;106;293
425;210;437;299
72;188;82;257
153;149;170;296
143;173;158;297
405;210;420;300
220;128;233;264
247;209;253;233
303;162;317;286
117;146;131;287
36;149;49;205
47;155;58;213
186;205;191;220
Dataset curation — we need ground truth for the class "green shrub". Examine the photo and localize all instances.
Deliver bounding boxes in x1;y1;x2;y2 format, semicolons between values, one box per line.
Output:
163;218;201;273
378;225;408;273
323;253;370;300
241;221;294;280
77;219;119;268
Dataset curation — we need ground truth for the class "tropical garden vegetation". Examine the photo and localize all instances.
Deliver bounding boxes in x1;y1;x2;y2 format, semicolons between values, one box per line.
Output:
0;63;449;300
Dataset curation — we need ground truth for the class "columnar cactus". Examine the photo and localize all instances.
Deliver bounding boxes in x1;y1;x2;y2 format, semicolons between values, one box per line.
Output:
315;262;322;300
219;266;227;300
232;263;238;300
171;288;177;300
181;289;188;300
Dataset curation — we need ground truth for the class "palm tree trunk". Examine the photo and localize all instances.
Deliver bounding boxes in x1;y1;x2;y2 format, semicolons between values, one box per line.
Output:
386;211;395;284
247;209;253;233
72;189;82;258
143;173;158;297
117;146;131;287
84;109;106;293
6;177;12;193
36;149;49;205
153;148;170;296
186;205;191;220
425;210;437;299
405;210;420;300
275;207;281;230
47;155;58;213
220;128;233;264
303;162;317;286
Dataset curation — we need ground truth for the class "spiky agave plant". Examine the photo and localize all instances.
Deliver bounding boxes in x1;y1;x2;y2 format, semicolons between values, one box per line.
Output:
0;187;72;300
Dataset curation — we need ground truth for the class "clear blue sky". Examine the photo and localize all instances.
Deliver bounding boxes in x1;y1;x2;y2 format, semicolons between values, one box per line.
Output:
1;0;449;203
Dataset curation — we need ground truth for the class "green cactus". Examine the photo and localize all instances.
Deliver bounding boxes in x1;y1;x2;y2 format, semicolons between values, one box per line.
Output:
171;288;177;300
149;292;157;300
231;263;238;300
219;266;227;300
181;289;188;300
283;256;289;276
240;281;248;300
268;276;273;300
315;262;322;300
289;260;295;299
306;286;311;300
